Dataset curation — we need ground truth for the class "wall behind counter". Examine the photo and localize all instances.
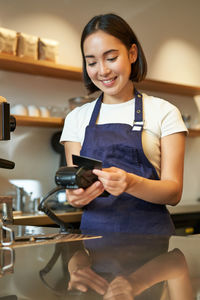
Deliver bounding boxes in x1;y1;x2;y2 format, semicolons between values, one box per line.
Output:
0;0;199;85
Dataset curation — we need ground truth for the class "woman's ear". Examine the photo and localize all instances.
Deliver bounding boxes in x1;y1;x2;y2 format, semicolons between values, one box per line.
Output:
129;44;138;63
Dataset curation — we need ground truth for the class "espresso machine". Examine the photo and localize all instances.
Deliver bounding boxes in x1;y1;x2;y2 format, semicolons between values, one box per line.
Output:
0;96;16;245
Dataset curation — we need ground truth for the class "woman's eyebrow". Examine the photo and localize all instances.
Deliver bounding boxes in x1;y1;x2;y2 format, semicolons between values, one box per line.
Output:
85;49;118;58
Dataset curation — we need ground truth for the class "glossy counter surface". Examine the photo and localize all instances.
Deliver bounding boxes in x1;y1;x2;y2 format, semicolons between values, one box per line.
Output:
0;226;199;299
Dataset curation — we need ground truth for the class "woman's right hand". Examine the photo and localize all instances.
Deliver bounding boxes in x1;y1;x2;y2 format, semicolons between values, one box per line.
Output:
68;266;109;295
66;180;105;208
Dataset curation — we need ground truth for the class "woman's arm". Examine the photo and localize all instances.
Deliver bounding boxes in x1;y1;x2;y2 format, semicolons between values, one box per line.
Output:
103;248;193;300
93;132;185;206
64;141;81;166
128;248;193;299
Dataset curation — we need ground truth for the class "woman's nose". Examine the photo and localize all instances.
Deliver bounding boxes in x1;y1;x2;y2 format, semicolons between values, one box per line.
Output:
99;62;110;76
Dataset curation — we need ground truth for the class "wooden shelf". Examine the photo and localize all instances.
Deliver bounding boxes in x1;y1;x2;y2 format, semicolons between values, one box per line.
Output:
14;115;64;128
0;53;82;81
1;53;200;96
136;79;200;97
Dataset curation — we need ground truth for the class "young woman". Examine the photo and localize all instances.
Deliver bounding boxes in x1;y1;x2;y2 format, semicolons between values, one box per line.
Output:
60;13;187;235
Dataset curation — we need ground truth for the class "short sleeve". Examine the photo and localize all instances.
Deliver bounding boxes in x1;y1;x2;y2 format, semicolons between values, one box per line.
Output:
161;104;188;137
60;108;81;144
60;100;97;145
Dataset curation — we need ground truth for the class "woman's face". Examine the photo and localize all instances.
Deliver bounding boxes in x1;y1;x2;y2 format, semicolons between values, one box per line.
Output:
83;30;137;103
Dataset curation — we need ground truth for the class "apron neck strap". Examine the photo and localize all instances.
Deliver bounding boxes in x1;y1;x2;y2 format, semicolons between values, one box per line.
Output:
132;88;144;131
89;93;103;126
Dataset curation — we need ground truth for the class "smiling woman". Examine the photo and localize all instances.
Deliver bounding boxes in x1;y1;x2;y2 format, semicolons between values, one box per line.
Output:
80;14;147;95
60;13;187;235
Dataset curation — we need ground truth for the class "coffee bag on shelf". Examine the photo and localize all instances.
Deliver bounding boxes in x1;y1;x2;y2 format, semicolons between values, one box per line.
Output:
17;32;38;60
38;38;59;63
0;27;17;55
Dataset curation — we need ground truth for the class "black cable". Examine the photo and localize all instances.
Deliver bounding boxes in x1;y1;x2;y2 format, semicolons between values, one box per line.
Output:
38;186;70;233
38;186;63;210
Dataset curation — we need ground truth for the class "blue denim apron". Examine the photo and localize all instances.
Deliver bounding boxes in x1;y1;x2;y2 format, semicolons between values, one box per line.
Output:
80;89;175;235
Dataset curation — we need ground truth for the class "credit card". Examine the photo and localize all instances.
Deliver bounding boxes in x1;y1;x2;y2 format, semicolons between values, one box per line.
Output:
72;154;102;169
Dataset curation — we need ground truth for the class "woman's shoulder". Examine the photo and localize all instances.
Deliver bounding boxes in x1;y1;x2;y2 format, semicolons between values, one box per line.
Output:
61;98;98;144
142;93;182;122
142;93;178;112
142;93;187;136
65;98;98;121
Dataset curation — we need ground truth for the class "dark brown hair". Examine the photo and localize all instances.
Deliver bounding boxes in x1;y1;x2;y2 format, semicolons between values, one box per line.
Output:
81;13;147;94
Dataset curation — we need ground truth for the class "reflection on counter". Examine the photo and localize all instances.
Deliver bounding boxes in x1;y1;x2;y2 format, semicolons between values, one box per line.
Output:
0;226;198;299
0;247;14;277
66;234;193;300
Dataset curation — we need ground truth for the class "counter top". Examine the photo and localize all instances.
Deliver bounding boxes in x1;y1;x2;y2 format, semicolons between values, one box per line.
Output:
0;225;199;299
13;210;82;226
13;205;200;227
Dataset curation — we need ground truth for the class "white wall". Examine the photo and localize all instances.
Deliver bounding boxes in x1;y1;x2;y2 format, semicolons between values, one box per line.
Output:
0;0;200;205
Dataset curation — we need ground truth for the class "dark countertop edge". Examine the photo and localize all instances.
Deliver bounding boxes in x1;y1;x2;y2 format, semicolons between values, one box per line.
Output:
167;204;200;215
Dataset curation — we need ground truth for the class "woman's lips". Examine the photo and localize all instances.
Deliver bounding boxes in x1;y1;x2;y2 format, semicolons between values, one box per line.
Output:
101;77;117;87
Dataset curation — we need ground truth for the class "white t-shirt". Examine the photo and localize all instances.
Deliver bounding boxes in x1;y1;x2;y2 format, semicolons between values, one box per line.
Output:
60;93;187;177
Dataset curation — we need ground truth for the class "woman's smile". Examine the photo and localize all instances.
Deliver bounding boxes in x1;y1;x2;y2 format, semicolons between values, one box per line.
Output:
101;76;118;87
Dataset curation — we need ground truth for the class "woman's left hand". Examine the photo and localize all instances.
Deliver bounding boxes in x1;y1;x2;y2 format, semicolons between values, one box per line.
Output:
93;167;129;196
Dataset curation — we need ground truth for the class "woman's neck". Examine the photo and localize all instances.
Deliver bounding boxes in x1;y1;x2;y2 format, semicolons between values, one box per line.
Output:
103;82;135;104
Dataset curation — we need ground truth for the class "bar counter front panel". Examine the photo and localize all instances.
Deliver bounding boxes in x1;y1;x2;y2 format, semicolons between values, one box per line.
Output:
13;204;200;235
